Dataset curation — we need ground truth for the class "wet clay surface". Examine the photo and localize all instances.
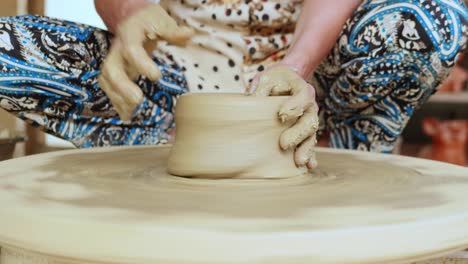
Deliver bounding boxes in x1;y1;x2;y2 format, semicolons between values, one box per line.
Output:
168;94;309;179
1;146;468;228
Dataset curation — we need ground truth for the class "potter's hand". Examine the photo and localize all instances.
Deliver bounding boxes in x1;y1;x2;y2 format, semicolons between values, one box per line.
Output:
99;4;193;121
249;64;319;170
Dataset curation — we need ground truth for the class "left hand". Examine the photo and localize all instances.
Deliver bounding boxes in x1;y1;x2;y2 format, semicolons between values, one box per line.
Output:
98;3;193;121
248;64;319;170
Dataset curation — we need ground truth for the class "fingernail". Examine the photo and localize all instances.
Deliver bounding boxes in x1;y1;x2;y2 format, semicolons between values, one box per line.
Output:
307;159;318;169
279;136;291;150
279;113;288;123
295;155;308;166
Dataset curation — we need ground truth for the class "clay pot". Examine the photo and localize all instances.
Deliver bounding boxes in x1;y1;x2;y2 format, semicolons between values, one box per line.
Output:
167;93;306;179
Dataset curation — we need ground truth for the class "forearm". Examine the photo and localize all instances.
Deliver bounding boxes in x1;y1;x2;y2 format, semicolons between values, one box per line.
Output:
282;0;361;78
94;0;151;33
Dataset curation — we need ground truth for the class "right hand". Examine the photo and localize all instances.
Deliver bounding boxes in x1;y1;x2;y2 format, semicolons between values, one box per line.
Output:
99;4;193;121
248;64;320;170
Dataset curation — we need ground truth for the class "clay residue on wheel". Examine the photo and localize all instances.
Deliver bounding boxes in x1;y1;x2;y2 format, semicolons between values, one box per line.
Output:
1;146;468;232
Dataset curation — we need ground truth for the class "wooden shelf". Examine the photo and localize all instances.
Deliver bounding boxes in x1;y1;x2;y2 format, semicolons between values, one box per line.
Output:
428;92;468;103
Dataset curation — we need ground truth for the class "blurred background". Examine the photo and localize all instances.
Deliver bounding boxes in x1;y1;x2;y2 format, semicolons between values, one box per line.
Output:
0;0;467;167
0;0;103;159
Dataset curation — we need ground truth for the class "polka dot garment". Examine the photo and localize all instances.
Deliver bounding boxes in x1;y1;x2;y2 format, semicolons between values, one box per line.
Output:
156;0;301;93
0;0;464;150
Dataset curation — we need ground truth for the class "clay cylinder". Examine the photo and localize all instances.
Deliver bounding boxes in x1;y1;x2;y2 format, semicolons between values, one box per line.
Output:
167;93;306;179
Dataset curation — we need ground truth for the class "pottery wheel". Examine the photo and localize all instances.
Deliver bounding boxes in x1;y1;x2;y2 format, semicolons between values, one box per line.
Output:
1;146;468;264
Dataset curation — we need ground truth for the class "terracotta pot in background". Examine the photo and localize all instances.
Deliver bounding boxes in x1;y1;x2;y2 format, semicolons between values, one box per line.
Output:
419;118;467;166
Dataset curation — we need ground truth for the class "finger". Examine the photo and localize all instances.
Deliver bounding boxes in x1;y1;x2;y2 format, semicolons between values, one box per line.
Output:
162;26;194;45
98;75;120;108
99;55;128;111
143;38;158;55
99;58;144;121
99;76;133;121
279;105;319;150
106;68;144;109
307;151;318;170
126;64;140;82
270;81;293;96
252;74;287;96
123;43;161;81
145;5;194;45
248;65;286;94
119;24;161;81
294;135;318;167
268;67;302;95
101;54;144;108
278;80;315;122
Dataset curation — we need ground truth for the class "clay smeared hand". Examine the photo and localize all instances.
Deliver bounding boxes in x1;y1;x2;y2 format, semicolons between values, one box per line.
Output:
248;64;319;170
99;4;193;121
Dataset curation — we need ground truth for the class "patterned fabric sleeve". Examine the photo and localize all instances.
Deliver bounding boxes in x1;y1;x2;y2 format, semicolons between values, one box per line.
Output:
313;0;467;152
0;15;188;147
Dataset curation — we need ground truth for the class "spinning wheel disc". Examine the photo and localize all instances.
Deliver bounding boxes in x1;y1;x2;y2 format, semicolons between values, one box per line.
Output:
0;146;468;263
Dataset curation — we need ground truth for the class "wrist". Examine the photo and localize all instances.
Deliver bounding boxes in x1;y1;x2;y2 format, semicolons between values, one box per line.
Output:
281;54;316;79
120;0;152;19
112;0;152;32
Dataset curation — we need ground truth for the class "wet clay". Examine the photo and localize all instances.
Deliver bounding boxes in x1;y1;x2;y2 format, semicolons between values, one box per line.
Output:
1;146;468;264
168;93;308;179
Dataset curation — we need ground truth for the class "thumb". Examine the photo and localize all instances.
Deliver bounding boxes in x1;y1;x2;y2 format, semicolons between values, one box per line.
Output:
165;26;194;45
